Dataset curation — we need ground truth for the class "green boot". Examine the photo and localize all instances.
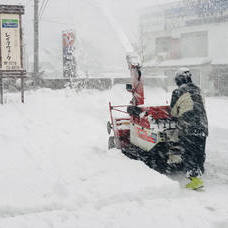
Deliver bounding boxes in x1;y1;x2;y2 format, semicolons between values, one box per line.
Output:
185;177;204;190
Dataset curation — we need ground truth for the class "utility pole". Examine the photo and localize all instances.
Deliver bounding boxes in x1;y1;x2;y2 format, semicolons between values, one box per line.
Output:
34;0;39;79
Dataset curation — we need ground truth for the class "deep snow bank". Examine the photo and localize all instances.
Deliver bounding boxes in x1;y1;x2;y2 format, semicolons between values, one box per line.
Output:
0;86;227;228
0;88;178;210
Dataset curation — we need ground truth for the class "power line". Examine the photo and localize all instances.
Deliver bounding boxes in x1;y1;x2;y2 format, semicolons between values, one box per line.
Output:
39;0;46;18
41;0;49;18
39;0;49;19
39;0;44;15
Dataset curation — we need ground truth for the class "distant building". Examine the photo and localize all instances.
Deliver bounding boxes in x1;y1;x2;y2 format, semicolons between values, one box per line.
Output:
140;0;228;95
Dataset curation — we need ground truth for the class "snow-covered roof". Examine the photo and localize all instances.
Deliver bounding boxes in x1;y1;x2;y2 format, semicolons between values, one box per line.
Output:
144;57;212;68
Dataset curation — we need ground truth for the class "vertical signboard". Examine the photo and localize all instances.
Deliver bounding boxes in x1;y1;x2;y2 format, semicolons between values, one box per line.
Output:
62;30;77;78
0;13;23;71
0;5;25;104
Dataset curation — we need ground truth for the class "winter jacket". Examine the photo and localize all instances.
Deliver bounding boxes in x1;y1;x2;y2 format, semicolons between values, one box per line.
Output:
170;82;208;136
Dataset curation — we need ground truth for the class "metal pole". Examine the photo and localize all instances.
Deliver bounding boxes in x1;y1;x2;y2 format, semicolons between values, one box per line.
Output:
21;77;24;103
34;0;39;79
0;77;3;105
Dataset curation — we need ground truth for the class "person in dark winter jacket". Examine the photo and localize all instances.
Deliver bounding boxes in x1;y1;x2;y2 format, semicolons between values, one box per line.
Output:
170;67;208;189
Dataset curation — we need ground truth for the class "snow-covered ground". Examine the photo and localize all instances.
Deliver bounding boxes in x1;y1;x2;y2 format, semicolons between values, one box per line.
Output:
0;85;228;228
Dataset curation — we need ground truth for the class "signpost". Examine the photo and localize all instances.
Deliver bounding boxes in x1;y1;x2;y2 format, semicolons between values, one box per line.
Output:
62;30;77;80
0;5;26;104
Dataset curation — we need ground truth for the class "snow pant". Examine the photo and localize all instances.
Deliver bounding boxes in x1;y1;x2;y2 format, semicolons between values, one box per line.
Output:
179;135;206;177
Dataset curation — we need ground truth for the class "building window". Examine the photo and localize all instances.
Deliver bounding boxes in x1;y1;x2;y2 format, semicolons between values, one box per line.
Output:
155;37;181;59
155;37;171;54
181;31;208;58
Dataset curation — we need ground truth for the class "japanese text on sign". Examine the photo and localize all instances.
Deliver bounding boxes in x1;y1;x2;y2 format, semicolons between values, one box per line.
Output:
0;14;22;71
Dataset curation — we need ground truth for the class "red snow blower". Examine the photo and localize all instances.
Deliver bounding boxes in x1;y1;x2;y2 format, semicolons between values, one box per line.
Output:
107;53;183;173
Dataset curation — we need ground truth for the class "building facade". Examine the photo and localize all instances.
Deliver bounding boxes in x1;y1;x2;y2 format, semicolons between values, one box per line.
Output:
140;0;228;95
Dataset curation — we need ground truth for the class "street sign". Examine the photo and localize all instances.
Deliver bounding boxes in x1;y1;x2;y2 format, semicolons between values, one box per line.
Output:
0;5;26;104
62;30;77;78
0;14;22;71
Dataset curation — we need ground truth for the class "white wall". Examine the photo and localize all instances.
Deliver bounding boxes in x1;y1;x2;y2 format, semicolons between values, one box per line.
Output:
208;22;228;60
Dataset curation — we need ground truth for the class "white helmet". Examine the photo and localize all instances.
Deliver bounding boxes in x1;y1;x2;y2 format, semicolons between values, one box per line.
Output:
175;67;192;86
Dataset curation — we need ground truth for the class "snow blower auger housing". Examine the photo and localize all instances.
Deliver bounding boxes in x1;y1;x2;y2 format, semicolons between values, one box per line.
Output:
107;53;183;174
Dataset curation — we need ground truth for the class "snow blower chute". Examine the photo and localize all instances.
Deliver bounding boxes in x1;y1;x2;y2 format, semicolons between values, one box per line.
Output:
107;53;183;173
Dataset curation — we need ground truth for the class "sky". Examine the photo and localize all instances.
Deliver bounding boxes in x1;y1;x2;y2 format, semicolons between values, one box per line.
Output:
3;0;176;76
